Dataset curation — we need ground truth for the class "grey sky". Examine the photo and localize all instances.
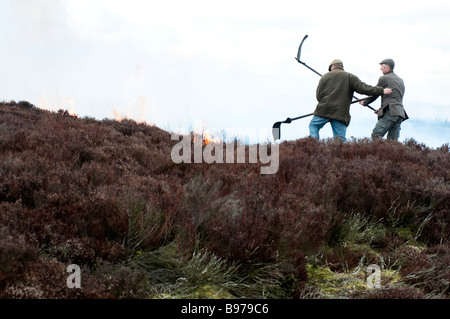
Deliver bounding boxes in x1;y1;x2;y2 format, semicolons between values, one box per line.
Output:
1;0;449;147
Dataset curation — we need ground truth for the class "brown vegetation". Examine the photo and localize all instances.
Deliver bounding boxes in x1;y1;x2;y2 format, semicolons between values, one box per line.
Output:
0;101;448;298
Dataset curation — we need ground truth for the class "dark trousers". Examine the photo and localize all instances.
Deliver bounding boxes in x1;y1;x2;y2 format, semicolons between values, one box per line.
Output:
372;107;404;141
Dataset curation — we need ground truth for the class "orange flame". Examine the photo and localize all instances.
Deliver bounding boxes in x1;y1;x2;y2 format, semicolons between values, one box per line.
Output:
192;122;222;146
112;107;124;122
203;131;221;145
37;94;77;117
111;96;152;125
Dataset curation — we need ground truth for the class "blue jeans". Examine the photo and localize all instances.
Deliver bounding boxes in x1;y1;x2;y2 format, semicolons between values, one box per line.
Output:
309;116;347;142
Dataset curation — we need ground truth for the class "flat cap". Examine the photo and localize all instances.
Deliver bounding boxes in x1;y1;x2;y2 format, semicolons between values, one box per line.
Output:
329;59;343;71
380;58;395;69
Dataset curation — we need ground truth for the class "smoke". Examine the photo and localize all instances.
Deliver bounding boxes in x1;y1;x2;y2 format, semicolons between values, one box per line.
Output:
8;0;69;40
37;92;76;116
110;63;155;124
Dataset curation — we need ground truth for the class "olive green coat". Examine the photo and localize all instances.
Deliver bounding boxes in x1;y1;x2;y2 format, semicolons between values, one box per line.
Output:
314;66;384;126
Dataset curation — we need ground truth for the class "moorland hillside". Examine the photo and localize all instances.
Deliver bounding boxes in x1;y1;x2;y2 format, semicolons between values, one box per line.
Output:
0;101;448;298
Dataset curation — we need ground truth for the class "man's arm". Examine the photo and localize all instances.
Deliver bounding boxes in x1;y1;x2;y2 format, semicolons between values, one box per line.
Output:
360;95;379;106
358;76;389;106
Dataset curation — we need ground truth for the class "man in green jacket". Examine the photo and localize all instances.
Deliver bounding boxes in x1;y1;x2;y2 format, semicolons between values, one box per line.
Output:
360;58;408;141
309;59;392;141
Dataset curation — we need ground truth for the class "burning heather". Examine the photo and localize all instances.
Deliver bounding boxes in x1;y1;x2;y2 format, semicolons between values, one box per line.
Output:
171;131;279;174
0;101;449;300
202;131;221;145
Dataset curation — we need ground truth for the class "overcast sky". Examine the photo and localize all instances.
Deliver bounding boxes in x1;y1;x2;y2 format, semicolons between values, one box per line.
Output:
1;0;449;147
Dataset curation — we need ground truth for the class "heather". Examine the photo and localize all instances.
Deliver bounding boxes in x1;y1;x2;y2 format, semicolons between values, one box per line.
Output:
0;101;448;299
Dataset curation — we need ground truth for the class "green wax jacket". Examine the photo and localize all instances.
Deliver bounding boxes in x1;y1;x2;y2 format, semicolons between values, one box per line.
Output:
314;66;384;126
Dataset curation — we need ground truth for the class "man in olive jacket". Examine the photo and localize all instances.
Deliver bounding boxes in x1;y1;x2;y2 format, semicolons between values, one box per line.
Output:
360;58;408;141
309;59;392;141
